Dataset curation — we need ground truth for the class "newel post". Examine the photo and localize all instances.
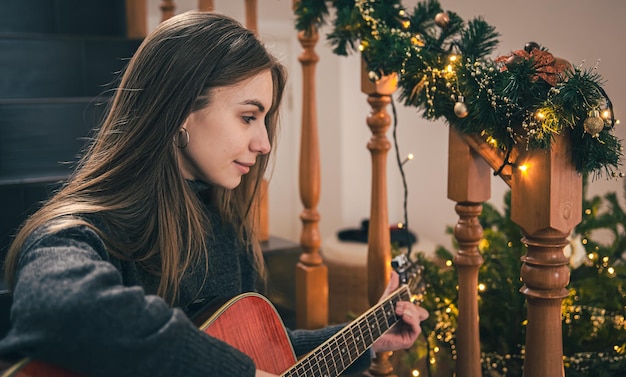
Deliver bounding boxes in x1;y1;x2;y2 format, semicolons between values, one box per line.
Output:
447;127;490;377
361;59;398;377
510;133;582;377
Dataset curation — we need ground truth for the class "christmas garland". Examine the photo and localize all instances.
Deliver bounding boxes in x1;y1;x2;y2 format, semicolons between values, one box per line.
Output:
294;0;622;178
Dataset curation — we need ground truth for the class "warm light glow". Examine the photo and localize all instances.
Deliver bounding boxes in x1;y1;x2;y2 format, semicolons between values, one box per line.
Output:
478;283;486;292
608;267;615;275
535;111;546;120
358;43;365;52
449;55;458;62
397;222;404;229
407;153;414;160
588;252;596;260
402;20;411;28
518;164;528;172
445;260;453;267
585;208;592;215
601;109;612;119
434;346;440;353
412;370;420;377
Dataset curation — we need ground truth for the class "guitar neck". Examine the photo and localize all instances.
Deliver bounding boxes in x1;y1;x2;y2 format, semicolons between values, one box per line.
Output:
281;285;411;377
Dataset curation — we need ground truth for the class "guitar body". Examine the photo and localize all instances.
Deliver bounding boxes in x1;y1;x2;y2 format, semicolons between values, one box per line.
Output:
195;293;297;375
0;293;297;377
0;358;80;377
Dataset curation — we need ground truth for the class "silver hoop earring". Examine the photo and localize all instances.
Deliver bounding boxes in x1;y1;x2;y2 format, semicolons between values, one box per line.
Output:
174;127;189;149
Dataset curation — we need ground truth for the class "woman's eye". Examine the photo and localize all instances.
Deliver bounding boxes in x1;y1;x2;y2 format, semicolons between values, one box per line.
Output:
242;115;256;124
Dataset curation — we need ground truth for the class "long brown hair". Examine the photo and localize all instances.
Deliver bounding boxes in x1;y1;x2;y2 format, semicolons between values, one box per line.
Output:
4;11;287;305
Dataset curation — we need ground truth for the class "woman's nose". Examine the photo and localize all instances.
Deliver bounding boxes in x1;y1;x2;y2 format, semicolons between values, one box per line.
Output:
251;125;271;155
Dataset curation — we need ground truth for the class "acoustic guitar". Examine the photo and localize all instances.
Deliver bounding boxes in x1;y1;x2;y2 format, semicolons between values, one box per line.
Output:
0;254;424;377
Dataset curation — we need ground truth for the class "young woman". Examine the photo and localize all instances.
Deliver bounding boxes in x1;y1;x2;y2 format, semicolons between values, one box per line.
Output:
0;11;428;377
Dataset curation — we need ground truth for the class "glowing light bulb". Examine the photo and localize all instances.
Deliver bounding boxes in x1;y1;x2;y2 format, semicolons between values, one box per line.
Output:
478;283;486;292
412;369;420;377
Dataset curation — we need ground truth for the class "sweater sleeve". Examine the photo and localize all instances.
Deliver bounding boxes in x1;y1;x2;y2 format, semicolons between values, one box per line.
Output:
0;226;256;377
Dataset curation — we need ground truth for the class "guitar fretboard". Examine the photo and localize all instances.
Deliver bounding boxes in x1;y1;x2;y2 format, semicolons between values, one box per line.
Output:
281;286;411;377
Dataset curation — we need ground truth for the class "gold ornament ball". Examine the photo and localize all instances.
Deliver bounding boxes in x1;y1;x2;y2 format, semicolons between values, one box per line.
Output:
454;101;468;118
435;12;450;28
584;115;604;136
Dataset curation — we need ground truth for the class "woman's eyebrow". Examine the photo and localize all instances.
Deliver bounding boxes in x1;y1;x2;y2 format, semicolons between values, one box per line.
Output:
239;99;265;112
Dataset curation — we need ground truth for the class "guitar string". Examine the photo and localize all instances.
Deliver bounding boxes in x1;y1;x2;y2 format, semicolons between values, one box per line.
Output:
282;287;410;377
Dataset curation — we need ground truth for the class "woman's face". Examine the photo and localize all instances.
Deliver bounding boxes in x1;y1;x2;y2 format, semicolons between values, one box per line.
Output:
178;70;273;189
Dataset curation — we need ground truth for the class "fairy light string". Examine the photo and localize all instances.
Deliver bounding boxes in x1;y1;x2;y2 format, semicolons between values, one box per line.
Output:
294;0;623;179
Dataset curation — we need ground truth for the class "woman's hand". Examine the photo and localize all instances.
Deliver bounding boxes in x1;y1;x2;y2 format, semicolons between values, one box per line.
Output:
372;272;429;353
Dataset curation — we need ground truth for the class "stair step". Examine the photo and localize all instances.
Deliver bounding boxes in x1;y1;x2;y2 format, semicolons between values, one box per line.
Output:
0;97;107;182
0;34;141;99
0;0;128;37
0;180;63;257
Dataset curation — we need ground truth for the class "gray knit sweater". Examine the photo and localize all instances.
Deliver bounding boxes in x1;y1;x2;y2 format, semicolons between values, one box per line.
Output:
0;184;371;376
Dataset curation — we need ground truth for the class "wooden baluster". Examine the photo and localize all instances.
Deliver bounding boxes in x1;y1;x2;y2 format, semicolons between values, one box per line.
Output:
360;60;397;377
240;0;267;243
244;0;258;34
293;1;328;330
448;128;491;377
125;0;147;38
510;132;581;377
197;0;214;11
160;0;175;22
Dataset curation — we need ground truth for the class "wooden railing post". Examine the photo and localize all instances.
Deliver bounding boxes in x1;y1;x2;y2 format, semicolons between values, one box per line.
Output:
197;0;214;11
125;0;147;38
244;0;258;34
361;60;397;377
448;128;490;377
159;0;175;22
293;8;328;329
510;132;582;377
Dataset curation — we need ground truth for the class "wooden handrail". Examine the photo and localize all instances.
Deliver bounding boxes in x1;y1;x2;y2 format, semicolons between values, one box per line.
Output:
457;131;515;187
